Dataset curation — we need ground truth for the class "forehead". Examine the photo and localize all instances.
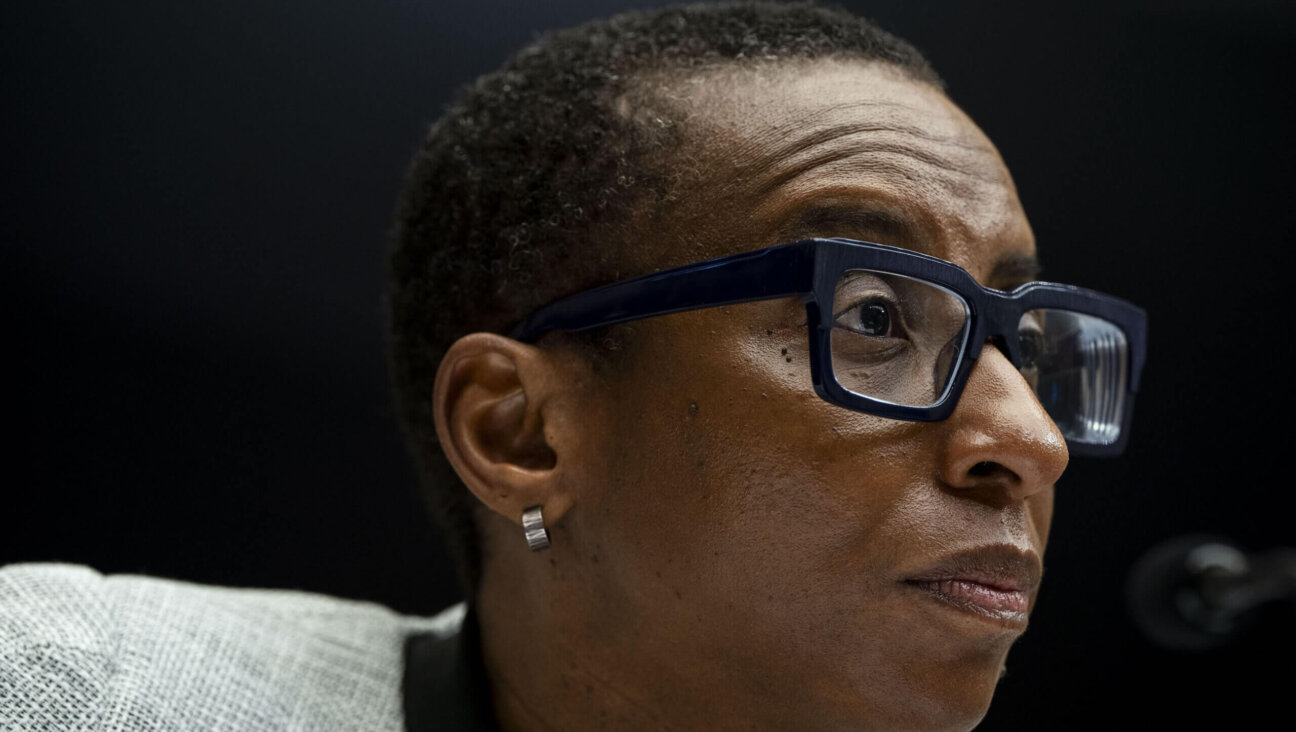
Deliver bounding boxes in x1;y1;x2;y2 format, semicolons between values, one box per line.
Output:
648;59;1035;284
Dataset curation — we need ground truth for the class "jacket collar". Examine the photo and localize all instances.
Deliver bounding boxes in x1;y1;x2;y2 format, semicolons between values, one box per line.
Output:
403;604;499;731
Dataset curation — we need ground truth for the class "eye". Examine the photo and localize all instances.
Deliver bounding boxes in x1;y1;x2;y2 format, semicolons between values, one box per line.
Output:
1018;326;1044;370
836;299;896;337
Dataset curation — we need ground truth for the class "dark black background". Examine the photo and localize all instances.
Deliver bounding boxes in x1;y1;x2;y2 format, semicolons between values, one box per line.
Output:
6;1;1293;728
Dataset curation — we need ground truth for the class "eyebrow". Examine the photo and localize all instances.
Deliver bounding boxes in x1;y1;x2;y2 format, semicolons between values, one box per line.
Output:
778;204;929;254
778;202;1043;288
987;252;1042;289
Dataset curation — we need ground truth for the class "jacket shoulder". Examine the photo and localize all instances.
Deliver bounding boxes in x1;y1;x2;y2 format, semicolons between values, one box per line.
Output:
0;563;462;731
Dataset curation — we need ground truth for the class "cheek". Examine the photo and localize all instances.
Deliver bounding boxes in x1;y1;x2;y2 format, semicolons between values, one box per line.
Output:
588;307;937;613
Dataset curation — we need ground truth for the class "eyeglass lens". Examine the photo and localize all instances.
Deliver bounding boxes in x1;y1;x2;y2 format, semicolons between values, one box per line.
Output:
830;270;1129;446
830;270;970;409
1019;309;1128;446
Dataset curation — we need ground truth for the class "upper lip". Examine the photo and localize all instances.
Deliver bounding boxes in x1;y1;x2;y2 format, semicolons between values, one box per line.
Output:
904;545;1043;595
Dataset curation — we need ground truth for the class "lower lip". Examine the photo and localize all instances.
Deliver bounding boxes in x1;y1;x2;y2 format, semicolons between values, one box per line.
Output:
906;579;1030;626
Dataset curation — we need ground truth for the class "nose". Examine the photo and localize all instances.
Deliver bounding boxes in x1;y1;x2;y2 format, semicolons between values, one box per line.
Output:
937;344;1069;502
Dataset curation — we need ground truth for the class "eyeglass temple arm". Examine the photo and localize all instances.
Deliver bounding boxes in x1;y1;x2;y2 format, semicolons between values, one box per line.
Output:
510;243;816;342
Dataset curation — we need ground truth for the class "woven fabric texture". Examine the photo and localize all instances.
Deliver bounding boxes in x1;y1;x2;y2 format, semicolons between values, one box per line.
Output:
0;564;464;731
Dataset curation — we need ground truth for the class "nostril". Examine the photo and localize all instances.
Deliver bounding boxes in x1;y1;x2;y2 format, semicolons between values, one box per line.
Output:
969;461;997;477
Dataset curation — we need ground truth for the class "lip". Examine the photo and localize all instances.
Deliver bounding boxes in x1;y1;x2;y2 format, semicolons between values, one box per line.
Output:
902;545;1042;629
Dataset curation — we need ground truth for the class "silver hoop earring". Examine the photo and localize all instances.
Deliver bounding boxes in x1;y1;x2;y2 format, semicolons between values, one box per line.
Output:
522;505;550;551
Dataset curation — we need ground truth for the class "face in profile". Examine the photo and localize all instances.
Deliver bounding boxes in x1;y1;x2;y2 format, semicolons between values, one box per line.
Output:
441;59;1072;731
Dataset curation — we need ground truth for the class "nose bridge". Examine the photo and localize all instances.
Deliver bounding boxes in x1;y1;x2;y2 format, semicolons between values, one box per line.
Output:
982;333;1014;364
976;291;1023;367
939;344;1069;500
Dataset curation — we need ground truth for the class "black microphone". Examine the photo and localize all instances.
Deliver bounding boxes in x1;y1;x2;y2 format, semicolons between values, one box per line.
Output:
1127;535;1296;651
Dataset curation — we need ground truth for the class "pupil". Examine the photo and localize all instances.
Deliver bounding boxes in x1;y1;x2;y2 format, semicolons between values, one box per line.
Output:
858;302;890;336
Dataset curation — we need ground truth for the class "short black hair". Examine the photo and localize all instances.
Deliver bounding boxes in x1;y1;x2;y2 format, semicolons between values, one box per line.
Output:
388;1;941;597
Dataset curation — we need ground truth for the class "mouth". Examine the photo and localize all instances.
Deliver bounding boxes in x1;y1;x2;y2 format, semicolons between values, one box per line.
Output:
902;545;1042;629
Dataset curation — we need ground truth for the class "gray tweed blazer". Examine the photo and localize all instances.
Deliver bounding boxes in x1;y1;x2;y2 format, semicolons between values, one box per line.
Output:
0;564;470;731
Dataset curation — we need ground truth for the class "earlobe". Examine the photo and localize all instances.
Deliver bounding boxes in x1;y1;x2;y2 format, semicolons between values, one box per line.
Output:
433;333;575;528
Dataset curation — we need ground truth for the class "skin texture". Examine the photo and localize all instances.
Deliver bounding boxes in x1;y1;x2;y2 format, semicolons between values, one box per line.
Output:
433;60;1069;731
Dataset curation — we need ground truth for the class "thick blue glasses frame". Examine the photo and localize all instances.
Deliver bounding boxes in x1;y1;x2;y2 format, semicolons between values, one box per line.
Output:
510;238;1148;457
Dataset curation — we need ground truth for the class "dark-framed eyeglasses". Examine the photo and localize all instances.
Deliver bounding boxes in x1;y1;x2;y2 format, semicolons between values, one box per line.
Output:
511;238;1148;457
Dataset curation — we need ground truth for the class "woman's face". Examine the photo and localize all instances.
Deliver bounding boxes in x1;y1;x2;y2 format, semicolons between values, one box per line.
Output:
553;60;1069;731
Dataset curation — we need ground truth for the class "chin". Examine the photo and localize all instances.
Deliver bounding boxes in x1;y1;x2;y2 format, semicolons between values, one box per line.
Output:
858;685;997;732
893;658;1005;732
819;646;1008;732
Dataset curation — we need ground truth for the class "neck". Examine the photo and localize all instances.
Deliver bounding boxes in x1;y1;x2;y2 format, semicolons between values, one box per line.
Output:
474;532;684;730
485;642;673;732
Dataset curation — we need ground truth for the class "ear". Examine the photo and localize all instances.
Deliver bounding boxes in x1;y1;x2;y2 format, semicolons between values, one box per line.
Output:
433;332;577;529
